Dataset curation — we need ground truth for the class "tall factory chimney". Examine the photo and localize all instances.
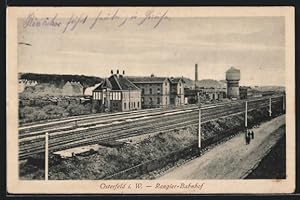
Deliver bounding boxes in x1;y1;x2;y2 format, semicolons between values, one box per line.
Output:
195;64;198;82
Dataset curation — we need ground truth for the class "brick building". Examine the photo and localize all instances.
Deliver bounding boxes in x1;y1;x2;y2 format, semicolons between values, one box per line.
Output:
127;75;170;109
92;72;141;112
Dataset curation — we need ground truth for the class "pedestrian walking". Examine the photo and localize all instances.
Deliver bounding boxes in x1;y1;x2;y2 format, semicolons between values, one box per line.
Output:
245;131;250;145
251;130;254;139
246;135;250;145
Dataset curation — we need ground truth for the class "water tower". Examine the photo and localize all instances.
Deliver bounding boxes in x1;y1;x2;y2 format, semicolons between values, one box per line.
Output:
226;67;240;99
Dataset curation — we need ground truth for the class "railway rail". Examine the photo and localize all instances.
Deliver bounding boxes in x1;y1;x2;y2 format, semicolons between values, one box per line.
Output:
19;95;284;160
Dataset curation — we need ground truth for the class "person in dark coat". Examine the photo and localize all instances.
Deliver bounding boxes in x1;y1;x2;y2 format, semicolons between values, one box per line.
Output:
246;135;250;145
248;135;251;144
245;131;250;145
251;130;254;139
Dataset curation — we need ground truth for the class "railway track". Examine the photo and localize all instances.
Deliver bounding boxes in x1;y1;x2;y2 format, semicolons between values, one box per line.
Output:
19;95;282;136
19;95;284;160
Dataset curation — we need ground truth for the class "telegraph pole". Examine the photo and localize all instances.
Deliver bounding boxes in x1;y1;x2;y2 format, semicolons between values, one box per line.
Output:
245;101;248;128
245;101;248;138
45;132;49;181
198;106;201;149
198;93;201;149
283;95;285;113
269;97;272;117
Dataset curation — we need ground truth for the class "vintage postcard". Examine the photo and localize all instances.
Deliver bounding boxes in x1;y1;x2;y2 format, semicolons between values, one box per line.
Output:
7;6;295;194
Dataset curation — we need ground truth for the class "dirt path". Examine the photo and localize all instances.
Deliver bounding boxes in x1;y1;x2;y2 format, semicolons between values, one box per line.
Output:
158;115;286;179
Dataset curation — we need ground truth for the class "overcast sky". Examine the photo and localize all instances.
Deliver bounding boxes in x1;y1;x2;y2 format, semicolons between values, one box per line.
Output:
18;16;285;86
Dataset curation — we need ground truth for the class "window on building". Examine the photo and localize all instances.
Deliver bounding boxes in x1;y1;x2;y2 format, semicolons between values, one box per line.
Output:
134;102;136;108
157;97;160;104
138;101;140;107
124;102;126;109
150;97;153;104
165;97;167;104
157;88;160;94
165;82;167;86
149;88;152;94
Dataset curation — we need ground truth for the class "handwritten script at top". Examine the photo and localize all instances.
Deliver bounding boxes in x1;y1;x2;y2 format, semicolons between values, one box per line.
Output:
22;9;170;33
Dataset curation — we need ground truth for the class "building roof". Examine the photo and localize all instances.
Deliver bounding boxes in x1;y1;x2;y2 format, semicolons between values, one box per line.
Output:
64;81;83;88
226;67;240;73
196;79;226;89
169;77;185;84
63;81;83;95
93;78;112;91
127;75;169;83
94;75;139;91
84;83;102;96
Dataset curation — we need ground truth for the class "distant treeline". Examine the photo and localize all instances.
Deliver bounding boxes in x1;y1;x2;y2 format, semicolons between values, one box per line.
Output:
20;73;103;88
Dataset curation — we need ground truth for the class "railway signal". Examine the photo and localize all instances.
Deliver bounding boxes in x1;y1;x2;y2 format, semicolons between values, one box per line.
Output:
45;132;49;180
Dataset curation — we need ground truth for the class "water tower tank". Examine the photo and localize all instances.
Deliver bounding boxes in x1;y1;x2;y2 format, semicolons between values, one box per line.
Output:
226;67;240;99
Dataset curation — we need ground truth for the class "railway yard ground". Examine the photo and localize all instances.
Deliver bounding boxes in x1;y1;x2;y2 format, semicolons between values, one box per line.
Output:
158;115;286;179
19;96;286;180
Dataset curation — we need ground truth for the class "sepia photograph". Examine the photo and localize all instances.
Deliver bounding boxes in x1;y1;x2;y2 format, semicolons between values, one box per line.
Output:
6;6;295;194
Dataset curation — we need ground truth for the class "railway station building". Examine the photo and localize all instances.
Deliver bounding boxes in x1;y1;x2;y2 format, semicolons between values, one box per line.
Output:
92;71;141;112
127;75;171;109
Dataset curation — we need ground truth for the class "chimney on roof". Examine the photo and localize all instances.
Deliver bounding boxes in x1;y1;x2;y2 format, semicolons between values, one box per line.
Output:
195;64;198;82
117;69;119;74
151;74;154;77
111;70;113;75
123;70;125;75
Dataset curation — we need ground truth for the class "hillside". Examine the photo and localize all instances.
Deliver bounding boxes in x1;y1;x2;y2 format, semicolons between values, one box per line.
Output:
252;86;285;92
20;73;103;88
